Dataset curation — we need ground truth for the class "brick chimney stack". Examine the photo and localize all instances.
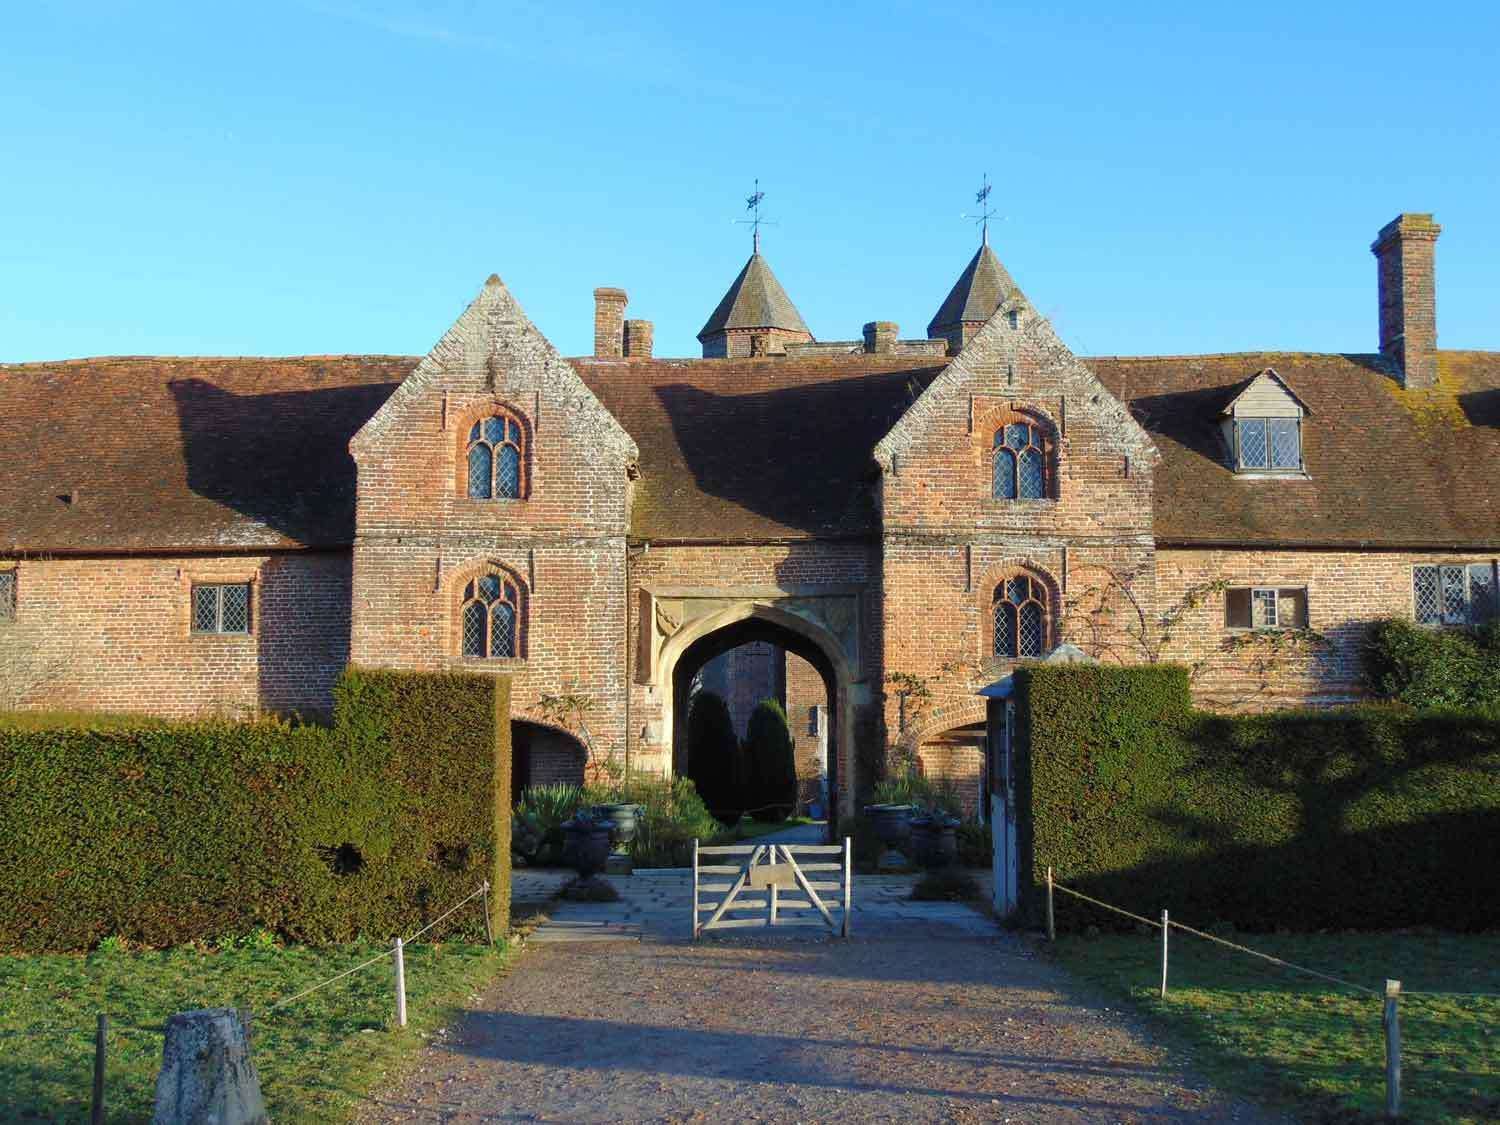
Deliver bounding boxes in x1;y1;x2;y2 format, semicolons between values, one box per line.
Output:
624;319;654;359
863;321;899;354
1372;213;1441;389
593;287;627;358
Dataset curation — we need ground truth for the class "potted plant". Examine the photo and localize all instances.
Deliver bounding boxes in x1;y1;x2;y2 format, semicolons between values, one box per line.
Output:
561;810;615;879
589;802;642;854
862;802;914;870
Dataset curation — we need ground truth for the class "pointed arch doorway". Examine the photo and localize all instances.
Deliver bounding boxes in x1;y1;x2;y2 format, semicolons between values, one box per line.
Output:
656;603;854;834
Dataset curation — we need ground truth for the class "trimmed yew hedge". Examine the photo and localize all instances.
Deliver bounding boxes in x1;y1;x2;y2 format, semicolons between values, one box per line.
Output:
1016;664;1500;932
0;668;511;952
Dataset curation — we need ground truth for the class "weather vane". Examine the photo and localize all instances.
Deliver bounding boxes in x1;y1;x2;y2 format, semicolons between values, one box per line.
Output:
960;173;1003;245
734;178;777;253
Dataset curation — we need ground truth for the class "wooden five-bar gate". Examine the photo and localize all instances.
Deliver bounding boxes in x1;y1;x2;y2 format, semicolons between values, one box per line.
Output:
692;839;852;938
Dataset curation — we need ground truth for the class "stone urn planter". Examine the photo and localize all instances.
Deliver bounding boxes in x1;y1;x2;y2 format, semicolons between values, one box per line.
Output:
590;803;642;854
909;814;936;866
561;814;615;879
863;803;914;871
919;814;959;868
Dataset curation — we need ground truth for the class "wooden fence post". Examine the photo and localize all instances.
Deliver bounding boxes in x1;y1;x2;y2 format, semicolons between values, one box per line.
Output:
1160;910;1169;999
1045;866;1056;941
393;937;408;1029
481;880;494;946
1384;979;1401;1118
90;1012;106;1125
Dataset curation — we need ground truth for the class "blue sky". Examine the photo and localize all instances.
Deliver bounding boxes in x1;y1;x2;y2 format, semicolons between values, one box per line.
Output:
3;1;1497;362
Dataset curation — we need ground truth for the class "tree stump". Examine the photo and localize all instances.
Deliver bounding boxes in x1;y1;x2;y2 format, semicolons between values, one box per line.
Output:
152;1008;268;1124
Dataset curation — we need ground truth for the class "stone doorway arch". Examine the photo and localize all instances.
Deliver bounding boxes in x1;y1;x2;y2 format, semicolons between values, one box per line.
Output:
656;602;855;828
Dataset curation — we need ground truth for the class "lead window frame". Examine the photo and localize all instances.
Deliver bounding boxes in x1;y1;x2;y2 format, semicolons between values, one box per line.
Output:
191;582;253;635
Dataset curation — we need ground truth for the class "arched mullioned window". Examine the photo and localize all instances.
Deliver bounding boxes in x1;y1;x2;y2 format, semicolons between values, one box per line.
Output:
993;421;1047;500
994;574;1048;659
467;413;524;500
461;573;523;659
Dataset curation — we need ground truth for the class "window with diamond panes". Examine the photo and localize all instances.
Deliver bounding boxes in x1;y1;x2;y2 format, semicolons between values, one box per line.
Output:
993;422;1047;501
994;574;1048;658
192;583;251;634
0;570;15;620
1236;417;1301;471
466;413;525;500
1413;563;1498;626
460;574;522;659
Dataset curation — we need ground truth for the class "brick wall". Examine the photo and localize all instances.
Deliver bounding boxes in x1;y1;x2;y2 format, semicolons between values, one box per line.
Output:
1156;546;1499;709
350;277;635;766
2;551;350;719
784;650;829;812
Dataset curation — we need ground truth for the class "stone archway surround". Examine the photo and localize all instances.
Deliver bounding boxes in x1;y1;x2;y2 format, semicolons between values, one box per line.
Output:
642;591;862;822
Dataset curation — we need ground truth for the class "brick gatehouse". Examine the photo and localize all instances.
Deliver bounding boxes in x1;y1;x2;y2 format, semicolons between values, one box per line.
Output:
4;213;1498;817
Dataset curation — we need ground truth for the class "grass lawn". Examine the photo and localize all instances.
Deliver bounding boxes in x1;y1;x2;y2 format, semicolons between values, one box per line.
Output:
1;937;512;1123
1050;930;1500;1123
721;815;819;841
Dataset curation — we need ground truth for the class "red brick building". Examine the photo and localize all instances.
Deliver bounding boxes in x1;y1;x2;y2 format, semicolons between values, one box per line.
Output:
4;213;1497;818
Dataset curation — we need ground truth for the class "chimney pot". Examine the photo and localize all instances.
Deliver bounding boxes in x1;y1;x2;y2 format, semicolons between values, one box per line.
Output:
1371;213;1441;389
624;319;654;359
863;321;899;354
593;287;628;358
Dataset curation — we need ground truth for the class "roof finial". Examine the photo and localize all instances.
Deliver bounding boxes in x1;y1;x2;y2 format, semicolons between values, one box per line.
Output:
961;173;1000;246
734;179;776;254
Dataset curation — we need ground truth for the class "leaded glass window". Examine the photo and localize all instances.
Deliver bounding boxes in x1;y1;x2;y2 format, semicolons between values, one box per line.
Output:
1414;563;1498;626
192;583;251;634
460;573;522;659
994;574;1048;659
0;570;14;620
1236;417;1301;471
993;422;1047;501
466;412;525;500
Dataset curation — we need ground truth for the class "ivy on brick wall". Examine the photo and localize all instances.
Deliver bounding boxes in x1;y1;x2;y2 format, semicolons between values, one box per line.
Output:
1016;664;1500;932
0;668;511;952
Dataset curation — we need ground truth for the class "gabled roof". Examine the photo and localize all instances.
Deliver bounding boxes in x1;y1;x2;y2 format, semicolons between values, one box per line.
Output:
575;355;942;540
1220;367;1312;416
927;242;1019;336
0;356;410;552
697;253;811;340
1092;351;1500;548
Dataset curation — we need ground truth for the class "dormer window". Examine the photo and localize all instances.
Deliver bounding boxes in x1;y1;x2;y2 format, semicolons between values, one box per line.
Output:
1235;417;1301;471
1220;368;1308;476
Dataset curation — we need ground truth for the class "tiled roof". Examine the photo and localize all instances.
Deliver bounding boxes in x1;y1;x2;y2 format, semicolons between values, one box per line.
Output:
574;355;942;540
1090;351;1500;548
0;356;410;551
697;253;812;340
928;242;1018;336
4;348;1499;552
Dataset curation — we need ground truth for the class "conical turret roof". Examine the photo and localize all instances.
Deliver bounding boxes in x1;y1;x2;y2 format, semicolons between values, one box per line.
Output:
698;253;811;341
928;242;1018;337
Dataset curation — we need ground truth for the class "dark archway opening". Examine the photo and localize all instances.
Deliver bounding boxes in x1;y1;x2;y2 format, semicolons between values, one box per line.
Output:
510;720;587;805
672;617;836;836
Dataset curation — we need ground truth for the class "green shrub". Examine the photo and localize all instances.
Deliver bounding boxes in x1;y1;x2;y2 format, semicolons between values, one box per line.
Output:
0;668;512;952
1362;617;1500;708
686;691;738;816
743;698;797;819
1016;664;1500;932
513;783;584;865
872;769;964;818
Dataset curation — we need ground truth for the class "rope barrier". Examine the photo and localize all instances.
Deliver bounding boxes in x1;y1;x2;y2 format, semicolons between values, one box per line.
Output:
1051;879;1380;996
267;880;489;1012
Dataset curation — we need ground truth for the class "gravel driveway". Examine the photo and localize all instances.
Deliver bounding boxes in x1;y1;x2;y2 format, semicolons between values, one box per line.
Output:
360;929;1278;1123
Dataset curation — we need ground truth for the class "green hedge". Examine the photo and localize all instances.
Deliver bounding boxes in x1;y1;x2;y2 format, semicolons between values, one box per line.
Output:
0;668;510;952
1017;664;1500;932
